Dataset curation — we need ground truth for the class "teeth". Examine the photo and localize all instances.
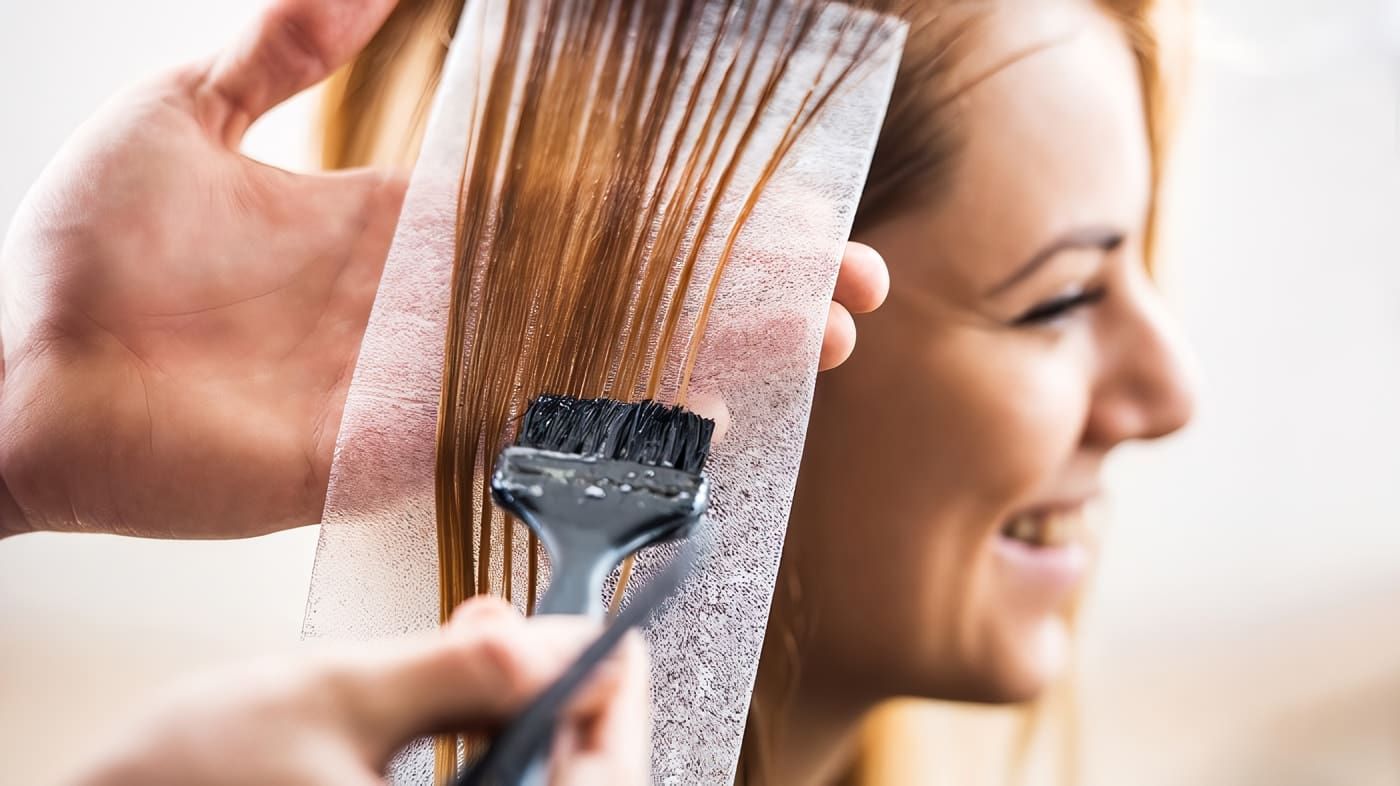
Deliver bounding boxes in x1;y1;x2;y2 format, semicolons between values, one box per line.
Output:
1001;511;1082;548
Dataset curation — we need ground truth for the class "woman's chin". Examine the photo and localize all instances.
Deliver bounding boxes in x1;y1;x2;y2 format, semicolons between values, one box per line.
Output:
966;614;1072;705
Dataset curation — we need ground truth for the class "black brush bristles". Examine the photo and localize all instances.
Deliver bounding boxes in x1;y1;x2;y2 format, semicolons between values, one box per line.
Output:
517;395;714;474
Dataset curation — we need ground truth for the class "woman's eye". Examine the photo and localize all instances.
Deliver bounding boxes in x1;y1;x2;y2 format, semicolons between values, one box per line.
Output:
1012;287;1107;327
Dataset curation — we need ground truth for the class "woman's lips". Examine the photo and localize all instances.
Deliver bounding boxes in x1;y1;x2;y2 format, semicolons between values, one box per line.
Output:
993;507;1091;607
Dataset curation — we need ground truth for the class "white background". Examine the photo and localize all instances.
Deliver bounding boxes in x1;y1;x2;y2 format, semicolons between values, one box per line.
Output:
1;1;1398;784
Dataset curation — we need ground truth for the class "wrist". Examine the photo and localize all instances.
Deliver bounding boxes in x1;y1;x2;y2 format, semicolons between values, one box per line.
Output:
0;374;36;540
0;473;29;540
0;372;21;540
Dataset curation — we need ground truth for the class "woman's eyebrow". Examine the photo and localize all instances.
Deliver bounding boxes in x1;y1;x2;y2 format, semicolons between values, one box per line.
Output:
983;226;1124;298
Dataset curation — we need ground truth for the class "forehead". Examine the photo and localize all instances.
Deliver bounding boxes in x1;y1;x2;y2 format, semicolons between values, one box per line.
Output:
911;3;1151;289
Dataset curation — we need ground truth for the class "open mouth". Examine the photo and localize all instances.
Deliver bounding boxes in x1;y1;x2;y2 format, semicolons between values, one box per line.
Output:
998;508;1085;549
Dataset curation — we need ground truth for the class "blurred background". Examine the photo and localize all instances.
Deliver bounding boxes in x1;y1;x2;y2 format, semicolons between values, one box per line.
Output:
1;1;1397;784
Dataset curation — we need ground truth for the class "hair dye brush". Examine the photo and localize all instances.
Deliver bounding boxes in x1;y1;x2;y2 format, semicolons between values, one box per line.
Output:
454;534;708;786
491;394;714;617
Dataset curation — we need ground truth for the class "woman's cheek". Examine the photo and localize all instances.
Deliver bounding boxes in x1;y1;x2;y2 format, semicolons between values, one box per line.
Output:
950;339;1094;512
1008;346;1097;493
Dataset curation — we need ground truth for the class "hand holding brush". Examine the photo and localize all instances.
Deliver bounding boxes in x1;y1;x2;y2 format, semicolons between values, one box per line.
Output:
65;597;650;786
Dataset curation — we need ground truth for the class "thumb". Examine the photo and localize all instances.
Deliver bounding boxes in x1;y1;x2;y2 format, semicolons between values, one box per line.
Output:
549;633;652;786
197;0;403;147
332;598;604;765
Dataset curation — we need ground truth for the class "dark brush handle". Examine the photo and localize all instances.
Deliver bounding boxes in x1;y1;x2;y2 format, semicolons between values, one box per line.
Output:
512;546;615;782
533;548;613;617
506;541;614;784
453;539;701;786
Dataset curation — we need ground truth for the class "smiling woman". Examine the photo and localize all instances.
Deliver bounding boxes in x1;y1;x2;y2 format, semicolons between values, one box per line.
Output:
321;0;1197;783
746;1;1195;782
3;0;1397;783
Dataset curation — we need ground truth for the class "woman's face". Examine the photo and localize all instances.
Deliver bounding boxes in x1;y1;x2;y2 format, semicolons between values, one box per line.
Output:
785;3;1196;704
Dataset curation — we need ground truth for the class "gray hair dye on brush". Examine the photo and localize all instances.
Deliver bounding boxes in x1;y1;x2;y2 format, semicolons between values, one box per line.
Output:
301;0;904;782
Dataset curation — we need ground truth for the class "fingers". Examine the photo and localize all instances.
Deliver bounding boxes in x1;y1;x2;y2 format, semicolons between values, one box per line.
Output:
819;301;857;372
551;633;652;786
683;390;731;444
821;241;886;371
833;241;889;315
559;633;646;730
199;0;401;145
681;240;892;424
335;597;606;760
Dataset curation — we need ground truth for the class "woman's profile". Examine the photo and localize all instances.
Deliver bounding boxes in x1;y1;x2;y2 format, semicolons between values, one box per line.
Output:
321;0;1197;783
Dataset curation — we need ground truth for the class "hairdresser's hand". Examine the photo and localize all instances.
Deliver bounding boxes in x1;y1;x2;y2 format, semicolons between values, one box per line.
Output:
0;0;414;539
65;597;650;786
0;0;887;540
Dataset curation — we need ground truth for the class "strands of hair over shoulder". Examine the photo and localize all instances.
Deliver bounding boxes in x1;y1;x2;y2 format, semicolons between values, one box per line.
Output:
411;0;894;777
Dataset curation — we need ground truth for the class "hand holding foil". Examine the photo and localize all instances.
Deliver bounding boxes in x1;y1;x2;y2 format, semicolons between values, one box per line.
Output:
0;0;883;542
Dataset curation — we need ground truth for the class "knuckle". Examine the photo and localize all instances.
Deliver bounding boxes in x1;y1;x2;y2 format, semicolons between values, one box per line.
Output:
264;10;335;85
301;649;396;731
450;594;517;626
303;654;363;714
464;624;534;702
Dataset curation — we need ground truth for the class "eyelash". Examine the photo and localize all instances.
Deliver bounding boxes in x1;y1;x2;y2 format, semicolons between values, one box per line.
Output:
1012;287;1107;327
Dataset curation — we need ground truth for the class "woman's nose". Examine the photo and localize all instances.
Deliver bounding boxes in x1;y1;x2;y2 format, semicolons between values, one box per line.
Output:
1086;276;1198;447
